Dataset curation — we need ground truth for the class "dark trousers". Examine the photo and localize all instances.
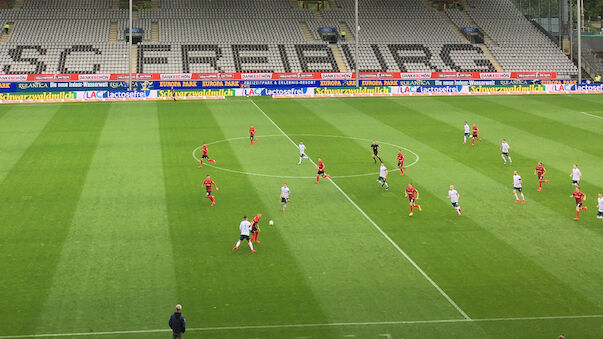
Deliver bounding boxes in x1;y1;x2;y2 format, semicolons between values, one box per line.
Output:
172;332;183;339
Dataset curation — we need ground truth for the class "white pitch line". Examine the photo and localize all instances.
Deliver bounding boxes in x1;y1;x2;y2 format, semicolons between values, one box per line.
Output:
248;99;471;320
2;315;601;338
579;111;603;119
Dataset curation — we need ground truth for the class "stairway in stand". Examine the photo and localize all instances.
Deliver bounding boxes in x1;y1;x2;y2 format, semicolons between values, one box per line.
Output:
330;45;348;72
299;22;315;42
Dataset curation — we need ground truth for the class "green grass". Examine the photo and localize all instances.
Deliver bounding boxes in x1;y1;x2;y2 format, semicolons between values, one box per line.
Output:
0;94;601;339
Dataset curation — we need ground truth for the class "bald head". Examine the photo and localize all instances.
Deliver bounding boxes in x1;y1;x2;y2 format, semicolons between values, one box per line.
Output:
175;304;182;312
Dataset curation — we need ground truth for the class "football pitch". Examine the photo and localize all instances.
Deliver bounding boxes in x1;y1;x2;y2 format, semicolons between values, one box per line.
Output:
0;94;602;339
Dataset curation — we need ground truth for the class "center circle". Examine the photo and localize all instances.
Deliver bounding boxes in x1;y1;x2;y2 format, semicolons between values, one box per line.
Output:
192;134;419;179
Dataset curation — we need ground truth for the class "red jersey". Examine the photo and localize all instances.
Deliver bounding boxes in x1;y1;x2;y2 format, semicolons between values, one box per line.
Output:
251;215;260;226
318;160;325;171
572;191;585;204
472;126;478;134
397;152;405;163
202;178;215;192
535;165;545;177
406;187;417;199
202;145;209;155
249;127;256;136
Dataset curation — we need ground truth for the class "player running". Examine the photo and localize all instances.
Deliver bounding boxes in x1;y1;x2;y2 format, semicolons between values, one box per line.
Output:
377;162;389;190
233;216;255;253
570;164;581;187
513;170;525;203
202;175;218;206
597;193;603;220
316;158;331;183
298;141;307;165
448;185;462;216
198;143;217;168
249;125;257;147
501;139;512;164
281;183;290;212
471;123;481;146
370;141;382;164
569;187;587;220
534;161;549;191
250;213;262;243
396;149;406;175
463;121;470;144
405;183;422;216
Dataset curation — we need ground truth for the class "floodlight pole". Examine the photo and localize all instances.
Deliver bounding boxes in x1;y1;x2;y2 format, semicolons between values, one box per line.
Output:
577;0;581;82
128;0;133;90
354;0;359;87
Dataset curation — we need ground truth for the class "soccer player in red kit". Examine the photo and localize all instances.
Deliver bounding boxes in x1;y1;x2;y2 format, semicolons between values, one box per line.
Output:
570;187;587;220
534;161;549;191
471;124;481;146
250;213;262;243
396;150;406;175
316;158;331;183
405;183;422;216
249;125;257;147
198;143;216;168
202;175;218;206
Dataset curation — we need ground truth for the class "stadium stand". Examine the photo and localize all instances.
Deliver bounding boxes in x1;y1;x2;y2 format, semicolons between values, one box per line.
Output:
0;0;578;76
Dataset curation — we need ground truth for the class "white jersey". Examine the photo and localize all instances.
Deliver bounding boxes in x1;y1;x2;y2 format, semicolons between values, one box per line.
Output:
281;186;290;198
448;190;459;203
239;220;251;236
572;168;581;181
464;124;470;133
501;142;510;153
379;166;387;177
299;144;306;154
598;197;603;212
513;174;522;188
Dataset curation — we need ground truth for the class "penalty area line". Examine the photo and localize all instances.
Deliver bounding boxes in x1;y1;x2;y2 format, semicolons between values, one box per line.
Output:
248;99;471;320
579;111;603;119
2;315;602;338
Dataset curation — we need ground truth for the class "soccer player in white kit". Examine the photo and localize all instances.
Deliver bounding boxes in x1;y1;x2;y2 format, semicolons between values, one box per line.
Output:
463;121;470;144
280;183;290;212
501;139;512;164
233;216;255;253
376;162;389;190
597;193;603;219
298;141;307;165
513;170;525;203
448;185;462;216
570;164;581;187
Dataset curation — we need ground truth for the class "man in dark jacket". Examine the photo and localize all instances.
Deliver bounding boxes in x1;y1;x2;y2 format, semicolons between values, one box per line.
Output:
169;304;186;339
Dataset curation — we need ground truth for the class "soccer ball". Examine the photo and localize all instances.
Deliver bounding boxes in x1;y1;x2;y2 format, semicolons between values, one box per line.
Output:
269;220;274;225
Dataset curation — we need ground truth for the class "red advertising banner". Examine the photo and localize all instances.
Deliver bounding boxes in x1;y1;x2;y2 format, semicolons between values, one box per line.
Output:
8;72;557;82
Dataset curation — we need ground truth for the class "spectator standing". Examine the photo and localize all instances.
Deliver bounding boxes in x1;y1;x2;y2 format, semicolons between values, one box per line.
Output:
169;304;186;339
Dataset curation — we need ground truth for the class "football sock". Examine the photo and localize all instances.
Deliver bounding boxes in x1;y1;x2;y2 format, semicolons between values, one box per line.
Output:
248;241;254;251
410;205;414;213
384;182;389;189
464;135;467;143
581;206;587;210
235;240;241;248
514;193;519;200
576;211;580;218
210;196;215;203
377;156;382;163
199;159;203;166
539;180;543;188
456;207;461;215
374;157;376;163
520;193;525;200
472;138;475;146
508;157;512;164
210;159;216;164
283;204;286;211
503;158;506;164
316;175;319;183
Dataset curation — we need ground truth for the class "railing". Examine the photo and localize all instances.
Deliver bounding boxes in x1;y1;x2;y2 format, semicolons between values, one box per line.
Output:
573;41;603;79
525;15;559;47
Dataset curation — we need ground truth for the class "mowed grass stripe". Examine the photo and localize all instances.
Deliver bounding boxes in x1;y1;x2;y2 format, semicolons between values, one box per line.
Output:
157;100;336;333
456;96;602;158
34;102;177;334
516;95;603;135
399;96;603;215
248;99;485;328
0;105;59;184
330;98;602;312
0;104;109;337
